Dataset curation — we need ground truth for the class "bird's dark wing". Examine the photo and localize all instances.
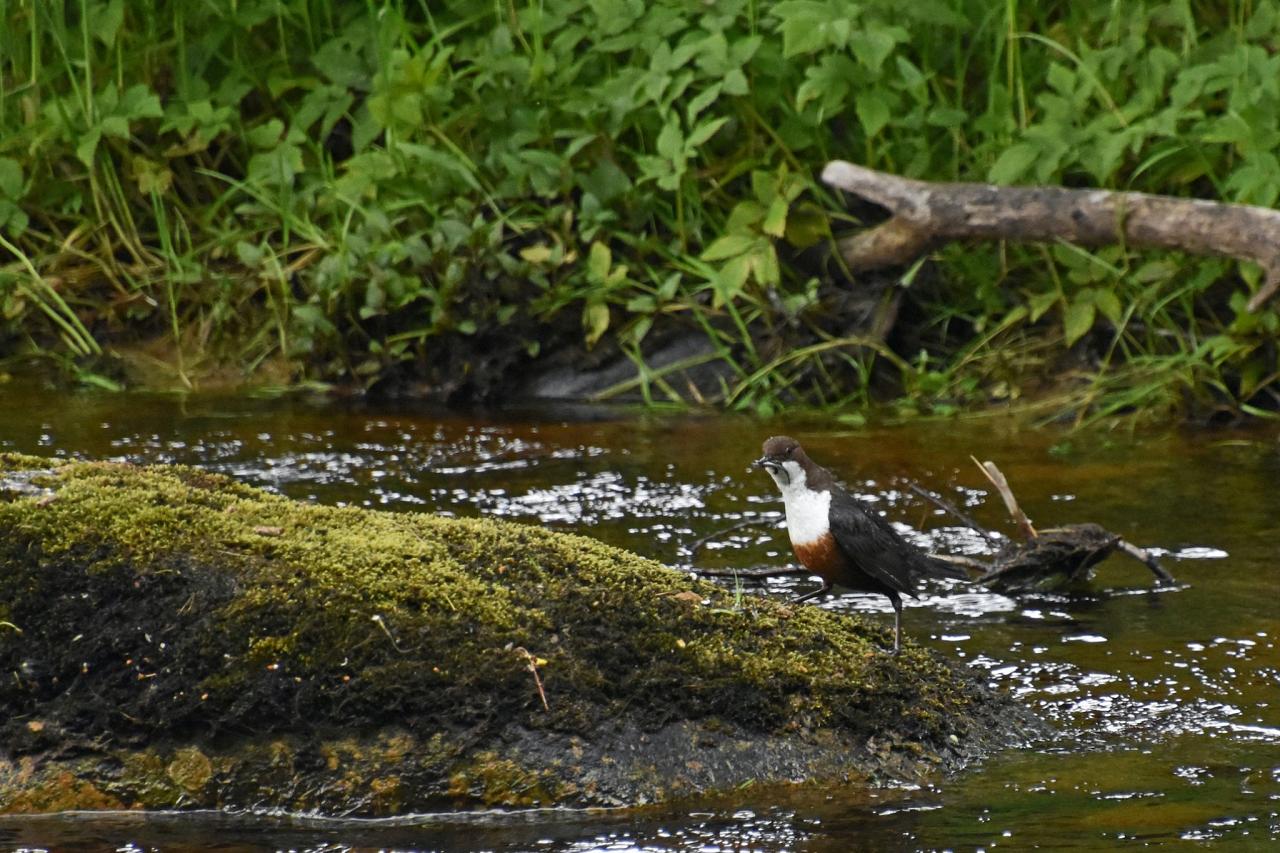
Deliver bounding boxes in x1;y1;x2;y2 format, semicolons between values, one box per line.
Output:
828;490;965;595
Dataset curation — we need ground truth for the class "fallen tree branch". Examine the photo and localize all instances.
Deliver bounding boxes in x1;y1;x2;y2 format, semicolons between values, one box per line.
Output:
822;161;1280;312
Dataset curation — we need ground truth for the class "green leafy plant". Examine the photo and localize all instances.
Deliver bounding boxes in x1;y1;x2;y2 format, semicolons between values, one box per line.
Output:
0;0;1275;423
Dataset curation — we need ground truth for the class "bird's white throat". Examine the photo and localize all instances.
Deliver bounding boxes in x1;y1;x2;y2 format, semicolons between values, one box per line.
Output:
768;461;831;546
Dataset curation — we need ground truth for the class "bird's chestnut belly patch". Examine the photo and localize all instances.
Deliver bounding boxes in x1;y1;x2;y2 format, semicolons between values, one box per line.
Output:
792;533;843;580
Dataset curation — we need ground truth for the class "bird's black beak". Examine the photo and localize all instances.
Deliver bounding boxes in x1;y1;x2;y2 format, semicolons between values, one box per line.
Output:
756;455;787;486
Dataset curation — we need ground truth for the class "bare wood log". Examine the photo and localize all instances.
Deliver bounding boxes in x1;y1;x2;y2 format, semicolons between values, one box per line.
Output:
978;523;1118;590
822;161;1280;312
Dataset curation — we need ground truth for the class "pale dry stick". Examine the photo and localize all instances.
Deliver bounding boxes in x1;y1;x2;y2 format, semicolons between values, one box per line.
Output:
514;647;550;712
970;457;1038;540
371;614;416;653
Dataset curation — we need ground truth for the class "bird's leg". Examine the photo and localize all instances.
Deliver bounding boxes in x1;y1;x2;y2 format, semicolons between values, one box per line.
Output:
793;579;832;604
890;593;903;655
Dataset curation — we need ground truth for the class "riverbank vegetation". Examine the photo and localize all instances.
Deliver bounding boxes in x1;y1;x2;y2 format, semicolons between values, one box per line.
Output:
1;0;1277;423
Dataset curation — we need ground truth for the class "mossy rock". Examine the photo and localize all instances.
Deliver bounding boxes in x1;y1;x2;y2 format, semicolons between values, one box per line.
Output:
0;453;1043;814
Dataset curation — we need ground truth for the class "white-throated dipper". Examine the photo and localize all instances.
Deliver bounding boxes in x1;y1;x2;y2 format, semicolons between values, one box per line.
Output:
755;435;966;652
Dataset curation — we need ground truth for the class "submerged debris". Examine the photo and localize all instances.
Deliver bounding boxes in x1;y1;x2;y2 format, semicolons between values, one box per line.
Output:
919;459;1175;593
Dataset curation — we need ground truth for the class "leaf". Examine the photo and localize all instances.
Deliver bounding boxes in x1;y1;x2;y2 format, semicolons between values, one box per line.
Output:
99;115;130;139
686;84;722;122
1092;288;1123;324
722;68;749;96
988;142;1039;184
796;54;853;114
712;254;751;307
76;127;103;168
314;37;368;87
582;301;610;348
1063;298;1096;346
657;273;680;300
726;199;766;231
784;203;828;248
624;315;653;345
116;84;163;119
701;234;755;261
655;169;682;192
235;241;264;267
93;0;125;47
926;106;968;128
401;144;483;193
685;116;728;149
0;201;28;237
1046;62;1076;96
247;143;304;187
589;0;644;36
350;103;381;153
849;26;901;73
1028;290;1059;323
656;119;683;161
520;244;555;265
855;90;891;137
579;159;632;202
0;158;22;199
780;18;830;58
751;243;780;285
762;196;789;238
131;156;173;194
246;119;285;149
587;241;612;282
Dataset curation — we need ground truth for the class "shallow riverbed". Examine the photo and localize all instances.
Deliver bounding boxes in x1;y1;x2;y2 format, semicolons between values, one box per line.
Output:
1;384;1277;850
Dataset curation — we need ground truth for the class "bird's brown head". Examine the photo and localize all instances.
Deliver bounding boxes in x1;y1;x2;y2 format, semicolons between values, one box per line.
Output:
755;435;815;489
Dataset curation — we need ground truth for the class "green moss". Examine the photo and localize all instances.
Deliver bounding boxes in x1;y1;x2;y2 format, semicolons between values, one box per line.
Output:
0;456;1041;813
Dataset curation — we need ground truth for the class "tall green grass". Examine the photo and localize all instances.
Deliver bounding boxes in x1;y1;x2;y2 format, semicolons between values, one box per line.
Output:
0;0;1277;421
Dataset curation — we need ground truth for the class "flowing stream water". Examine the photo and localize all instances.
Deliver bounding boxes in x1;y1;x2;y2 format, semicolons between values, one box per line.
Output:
0;384;1277;850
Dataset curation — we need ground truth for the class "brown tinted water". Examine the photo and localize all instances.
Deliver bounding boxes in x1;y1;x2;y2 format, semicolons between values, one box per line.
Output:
0;384;1277;850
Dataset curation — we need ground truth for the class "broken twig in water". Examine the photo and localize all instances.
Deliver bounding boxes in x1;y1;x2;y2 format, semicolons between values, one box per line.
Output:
1117;539;1177;585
